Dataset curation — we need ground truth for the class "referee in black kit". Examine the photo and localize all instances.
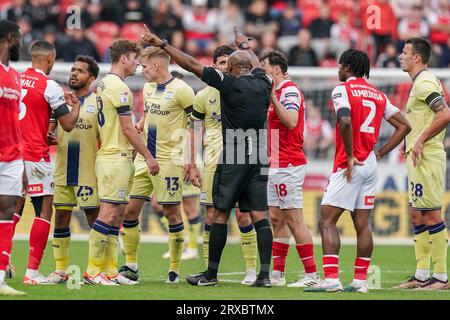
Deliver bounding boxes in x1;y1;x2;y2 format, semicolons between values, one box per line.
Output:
141;25;273;287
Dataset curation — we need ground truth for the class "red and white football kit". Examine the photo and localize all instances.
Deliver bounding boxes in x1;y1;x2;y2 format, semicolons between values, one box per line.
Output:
0;63;24;197
267;80;307;209
321;77;399;211
19;68;67;197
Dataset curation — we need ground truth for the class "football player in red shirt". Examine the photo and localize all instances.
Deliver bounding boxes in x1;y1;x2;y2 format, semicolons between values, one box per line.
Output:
15;40;80;285
261;50;319;288
305;49;411;293
0;19;26;296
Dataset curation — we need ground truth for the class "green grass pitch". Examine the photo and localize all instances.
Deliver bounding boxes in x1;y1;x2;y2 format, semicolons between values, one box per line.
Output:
2;241;449;300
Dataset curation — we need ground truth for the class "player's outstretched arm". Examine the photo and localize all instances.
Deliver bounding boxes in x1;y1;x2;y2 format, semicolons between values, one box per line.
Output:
376;112;411;160
141;26;204;79
118;114;160;175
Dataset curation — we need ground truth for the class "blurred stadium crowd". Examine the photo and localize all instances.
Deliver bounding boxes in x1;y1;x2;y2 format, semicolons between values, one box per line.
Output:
0;0;450;68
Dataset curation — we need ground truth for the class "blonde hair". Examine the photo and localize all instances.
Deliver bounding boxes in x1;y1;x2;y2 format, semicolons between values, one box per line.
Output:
140;46;170;62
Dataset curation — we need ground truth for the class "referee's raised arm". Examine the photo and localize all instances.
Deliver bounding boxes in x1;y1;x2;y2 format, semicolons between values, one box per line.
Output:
140;25;205;79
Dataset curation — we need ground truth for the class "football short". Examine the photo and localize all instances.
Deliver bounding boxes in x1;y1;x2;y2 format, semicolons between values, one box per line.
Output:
407;150;445;210
213;163;268;212
268;164;306;209
0;160;24;197
129;157;183;205
25;159;54;197
54;185;100;210
321;152;377;211
96;153;134;204
200;167;216;206
183;181;200;198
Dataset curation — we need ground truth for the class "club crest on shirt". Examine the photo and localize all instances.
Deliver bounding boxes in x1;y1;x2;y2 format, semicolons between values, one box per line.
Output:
120;92;129;104
165;91;174;100
86;105;96;113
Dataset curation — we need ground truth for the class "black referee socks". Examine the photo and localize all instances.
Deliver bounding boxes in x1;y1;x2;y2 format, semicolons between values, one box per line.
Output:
207;223;228;279
254;219;273;279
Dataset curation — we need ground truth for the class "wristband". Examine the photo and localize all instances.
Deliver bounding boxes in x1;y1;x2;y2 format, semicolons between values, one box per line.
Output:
160;39;168;49
239;42;250;50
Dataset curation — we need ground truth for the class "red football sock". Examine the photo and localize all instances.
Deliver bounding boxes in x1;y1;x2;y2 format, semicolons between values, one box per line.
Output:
295;243;317;274
0;221;14;272
354;257;371;281
12;213;20;236
323;255;339;279
27;217;51;270
272;241;289;273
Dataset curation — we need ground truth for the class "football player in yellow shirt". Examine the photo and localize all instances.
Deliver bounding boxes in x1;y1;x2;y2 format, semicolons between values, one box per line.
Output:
395;38;450;290
189;45;258;285
46;55;100;284
120;46;194;284
83;40;159;286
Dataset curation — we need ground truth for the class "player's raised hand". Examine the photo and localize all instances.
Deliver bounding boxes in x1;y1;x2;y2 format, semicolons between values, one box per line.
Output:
145;156;160;176
140;24;163;47
412;140;423;167
189;165;202;188
234;25;249;49
344;157;363;182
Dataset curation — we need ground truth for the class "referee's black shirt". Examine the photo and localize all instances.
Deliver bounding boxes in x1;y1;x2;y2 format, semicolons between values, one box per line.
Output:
199;66;272;164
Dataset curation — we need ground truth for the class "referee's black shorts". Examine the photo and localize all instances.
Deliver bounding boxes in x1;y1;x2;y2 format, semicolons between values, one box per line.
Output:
212;163;268;212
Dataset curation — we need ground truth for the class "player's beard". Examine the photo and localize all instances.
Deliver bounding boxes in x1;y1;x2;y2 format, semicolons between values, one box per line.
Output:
9;43;20;62
69;80;85;90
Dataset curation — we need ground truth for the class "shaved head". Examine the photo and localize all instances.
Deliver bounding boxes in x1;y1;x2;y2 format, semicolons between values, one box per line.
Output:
229;50;252;68
228;50;253;76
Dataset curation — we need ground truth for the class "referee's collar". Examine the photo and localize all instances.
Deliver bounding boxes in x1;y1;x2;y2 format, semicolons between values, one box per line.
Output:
412;69;427;82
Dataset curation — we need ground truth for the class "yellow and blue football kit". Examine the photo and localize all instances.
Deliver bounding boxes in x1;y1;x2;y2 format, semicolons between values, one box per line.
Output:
53;92;100;210
191;86;222;206
95;73;135;204
406;70;446;210
129;77;194;205
405;69;448;281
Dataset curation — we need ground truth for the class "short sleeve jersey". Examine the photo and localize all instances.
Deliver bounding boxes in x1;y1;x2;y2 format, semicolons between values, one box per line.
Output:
268;80;307;168
96;73;133;155
20;68;67;162
201;67;272;163
331;77;399;172
141;77;194;165
54;92;99;186
405;70;446;154
191;85;223;169
0;64;22;162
